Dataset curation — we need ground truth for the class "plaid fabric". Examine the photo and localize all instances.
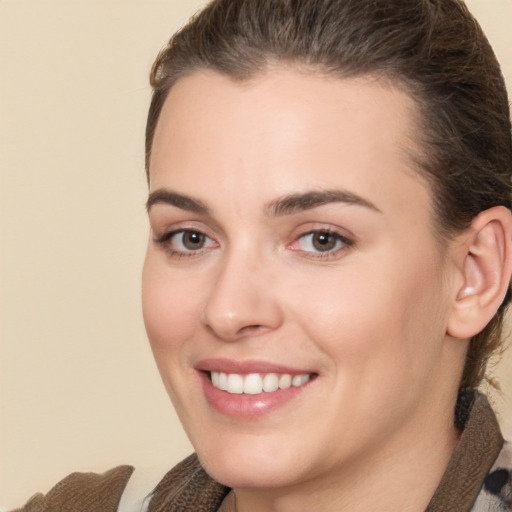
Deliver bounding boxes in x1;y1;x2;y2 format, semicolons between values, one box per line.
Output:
471;441;512;511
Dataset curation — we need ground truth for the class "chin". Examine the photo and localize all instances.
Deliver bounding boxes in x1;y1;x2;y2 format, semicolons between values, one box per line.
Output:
203;457;304;490
195;436;311;490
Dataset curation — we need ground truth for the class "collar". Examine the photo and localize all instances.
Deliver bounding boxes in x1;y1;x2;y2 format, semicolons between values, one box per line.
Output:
426;389;503;511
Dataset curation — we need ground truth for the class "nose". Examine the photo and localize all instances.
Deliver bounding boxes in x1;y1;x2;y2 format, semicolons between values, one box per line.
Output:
202;251;284;341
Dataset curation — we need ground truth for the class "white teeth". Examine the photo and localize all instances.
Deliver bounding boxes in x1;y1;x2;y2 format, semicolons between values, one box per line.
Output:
292;374;310;387
292;375;303;387
227;373;244;394
210;371;311;395
262;373;279;392
243;373;263;394
278;374;292;389
218;372;228;391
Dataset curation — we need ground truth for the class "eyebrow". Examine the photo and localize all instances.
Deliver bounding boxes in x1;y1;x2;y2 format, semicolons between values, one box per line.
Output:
146;189;209;214
146;188;381;216
266;190;381;216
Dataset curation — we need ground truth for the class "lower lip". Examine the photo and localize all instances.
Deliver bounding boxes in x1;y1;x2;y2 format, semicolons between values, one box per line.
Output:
199;372;312;419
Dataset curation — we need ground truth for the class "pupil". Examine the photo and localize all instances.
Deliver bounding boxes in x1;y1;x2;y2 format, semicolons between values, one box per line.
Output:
313;232;335;251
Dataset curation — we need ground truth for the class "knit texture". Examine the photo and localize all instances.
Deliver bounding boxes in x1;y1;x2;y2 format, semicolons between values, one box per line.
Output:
427;390;504;511
148;454;229;512
12;465;134;512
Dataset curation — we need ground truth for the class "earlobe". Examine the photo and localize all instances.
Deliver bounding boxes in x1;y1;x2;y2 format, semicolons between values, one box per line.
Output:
447;206;512;340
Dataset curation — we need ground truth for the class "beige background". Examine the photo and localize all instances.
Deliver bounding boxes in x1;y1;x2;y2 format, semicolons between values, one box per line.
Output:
1;0;512;508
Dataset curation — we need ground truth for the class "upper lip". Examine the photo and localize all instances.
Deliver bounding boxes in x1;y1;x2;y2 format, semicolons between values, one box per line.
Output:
195;358;316;375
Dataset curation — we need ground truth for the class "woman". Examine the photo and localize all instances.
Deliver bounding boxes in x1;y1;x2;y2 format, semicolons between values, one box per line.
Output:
14;0;512;510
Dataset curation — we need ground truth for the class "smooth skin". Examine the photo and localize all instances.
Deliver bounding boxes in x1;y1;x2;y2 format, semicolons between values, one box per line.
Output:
142;68;512;512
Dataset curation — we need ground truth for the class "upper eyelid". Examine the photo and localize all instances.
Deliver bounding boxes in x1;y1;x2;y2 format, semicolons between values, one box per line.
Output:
294;229;353;246
290;222;355;241
290;224;356;251
151;220;216;237
148;213;225;240
156;227;215;243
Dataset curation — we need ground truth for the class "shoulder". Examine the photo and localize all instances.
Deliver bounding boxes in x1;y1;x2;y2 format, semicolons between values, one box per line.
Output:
11;465;134;512
12;457;229;512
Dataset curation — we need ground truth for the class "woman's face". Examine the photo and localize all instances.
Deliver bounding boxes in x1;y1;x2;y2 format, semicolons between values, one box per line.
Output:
143;69;463;490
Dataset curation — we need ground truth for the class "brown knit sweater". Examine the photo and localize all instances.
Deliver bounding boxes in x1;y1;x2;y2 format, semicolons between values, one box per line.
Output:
12;390;511;512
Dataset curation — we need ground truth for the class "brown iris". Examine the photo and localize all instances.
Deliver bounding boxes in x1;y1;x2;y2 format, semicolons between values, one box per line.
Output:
182;231;206;250
311;232;338;252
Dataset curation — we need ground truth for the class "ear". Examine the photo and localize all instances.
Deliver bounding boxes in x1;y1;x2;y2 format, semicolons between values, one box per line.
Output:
447;206;512;339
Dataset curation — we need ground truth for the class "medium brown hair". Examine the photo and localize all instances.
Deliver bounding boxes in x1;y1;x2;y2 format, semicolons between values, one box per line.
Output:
146;0;512;388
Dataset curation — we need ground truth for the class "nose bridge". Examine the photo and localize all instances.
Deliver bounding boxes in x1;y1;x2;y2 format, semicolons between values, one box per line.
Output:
203;243;282;341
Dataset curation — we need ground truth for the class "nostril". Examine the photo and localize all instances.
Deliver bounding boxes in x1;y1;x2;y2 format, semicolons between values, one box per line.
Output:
237;324;264;336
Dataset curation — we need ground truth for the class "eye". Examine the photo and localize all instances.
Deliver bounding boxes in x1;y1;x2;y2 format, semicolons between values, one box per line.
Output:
156;229;217;256
293;230;352;254
174;230;208;251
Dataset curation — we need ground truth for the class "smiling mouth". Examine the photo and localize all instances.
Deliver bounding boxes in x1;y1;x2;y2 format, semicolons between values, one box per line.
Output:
209;371;314;395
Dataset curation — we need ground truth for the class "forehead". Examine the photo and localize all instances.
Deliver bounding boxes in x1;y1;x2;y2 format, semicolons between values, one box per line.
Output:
149;68;431;222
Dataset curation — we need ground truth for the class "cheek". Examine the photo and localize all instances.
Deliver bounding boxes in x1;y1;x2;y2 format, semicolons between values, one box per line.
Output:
288;247;449;380
142;253;207;428
283;254;450;450
142;253;201;365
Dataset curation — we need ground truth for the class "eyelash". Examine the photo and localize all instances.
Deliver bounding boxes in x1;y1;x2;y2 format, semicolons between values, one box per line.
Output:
154;228;354;260
289;229;354;260
154;229;218;258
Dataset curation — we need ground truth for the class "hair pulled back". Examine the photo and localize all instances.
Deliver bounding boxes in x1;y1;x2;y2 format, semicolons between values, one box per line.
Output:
146;0;512;388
